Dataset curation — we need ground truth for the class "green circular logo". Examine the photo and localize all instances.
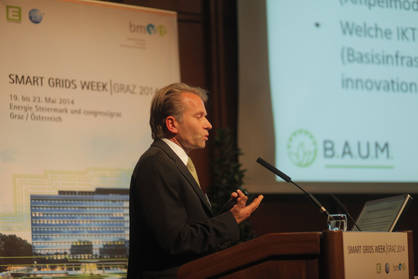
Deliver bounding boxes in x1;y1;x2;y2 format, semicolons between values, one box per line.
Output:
287;129;317;167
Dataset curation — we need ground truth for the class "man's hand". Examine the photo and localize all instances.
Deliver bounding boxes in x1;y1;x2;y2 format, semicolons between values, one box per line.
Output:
230;189;263;224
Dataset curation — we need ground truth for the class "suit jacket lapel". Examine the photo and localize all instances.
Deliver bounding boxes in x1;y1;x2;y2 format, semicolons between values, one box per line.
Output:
152;140;213;216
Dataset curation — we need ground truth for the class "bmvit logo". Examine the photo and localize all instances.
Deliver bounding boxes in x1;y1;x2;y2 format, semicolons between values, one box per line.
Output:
129;21;167;36
287;129;318;167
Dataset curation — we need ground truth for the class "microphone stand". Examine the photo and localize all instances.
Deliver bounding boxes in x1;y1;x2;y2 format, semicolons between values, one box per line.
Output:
256;157;330;218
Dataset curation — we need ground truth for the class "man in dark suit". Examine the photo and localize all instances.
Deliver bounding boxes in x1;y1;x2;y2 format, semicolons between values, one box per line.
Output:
128;83;263;279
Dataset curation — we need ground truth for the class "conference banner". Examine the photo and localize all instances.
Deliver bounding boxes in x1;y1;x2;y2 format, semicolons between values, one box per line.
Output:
1;0;179;277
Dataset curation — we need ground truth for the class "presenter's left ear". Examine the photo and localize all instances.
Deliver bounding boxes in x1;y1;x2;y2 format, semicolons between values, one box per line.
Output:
165;116;179;135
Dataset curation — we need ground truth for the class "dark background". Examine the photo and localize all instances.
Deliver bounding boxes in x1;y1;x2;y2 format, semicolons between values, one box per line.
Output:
114;0;418;273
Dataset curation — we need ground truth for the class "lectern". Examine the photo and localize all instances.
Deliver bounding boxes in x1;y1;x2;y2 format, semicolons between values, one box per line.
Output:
177;231;414;279
177;232;322;279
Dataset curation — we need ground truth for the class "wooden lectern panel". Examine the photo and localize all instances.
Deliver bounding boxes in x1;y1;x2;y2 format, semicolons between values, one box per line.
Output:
177;232;321;279
321;231;345;279
179;231;414;278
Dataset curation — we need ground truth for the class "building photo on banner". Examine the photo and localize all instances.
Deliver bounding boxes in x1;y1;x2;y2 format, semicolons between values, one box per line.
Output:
1;0;179;277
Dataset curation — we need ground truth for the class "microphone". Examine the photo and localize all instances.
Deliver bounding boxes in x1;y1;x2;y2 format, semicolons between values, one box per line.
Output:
256;157;330;217
330;194;361;231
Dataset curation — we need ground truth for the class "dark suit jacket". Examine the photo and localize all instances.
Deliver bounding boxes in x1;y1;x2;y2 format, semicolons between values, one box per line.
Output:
128;139;240;279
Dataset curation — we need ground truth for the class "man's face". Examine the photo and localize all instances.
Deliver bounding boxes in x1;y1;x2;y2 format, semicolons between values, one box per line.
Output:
173;92;212;153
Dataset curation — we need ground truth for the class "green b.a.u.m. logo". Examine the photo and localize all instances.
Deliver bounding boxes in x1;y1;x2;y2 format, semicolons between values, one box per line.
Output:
287;129;318;167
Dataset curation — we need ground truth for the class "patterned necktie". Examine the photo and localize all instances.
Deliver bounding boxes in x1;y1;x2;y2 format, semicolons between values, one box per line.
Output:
187;157;200;187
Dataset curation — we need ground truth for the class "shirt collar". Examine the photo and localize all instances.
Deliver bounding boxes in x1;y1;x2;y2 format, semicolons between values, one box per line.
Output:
162;138;189;166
